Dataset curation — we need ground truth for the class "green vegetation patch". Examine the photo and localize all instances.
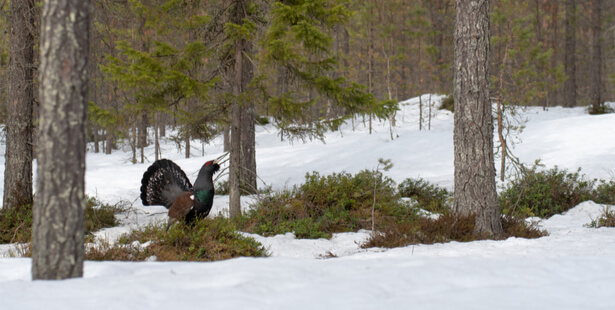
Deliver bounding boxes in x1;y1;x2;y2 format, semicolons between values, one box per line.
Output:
499;166;595;218
0;203;33;244
499;165;615;219
587;207;615;228
236;170;418;239
236;169;545;247
363;213;547;249
87;217;268;261
398;177;451;214
0;195;126;244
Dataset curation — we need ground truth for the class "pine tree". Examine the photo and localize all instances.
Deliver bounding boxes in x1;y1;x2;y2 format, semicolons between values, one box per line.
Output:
453;0;502;238
262;0;396;141
3;0;35;210
32;0;91;280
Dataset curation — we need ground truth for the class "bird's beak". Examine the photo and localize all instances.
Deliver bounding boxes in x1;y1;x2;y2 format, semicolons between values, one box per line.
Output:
215;152;229;163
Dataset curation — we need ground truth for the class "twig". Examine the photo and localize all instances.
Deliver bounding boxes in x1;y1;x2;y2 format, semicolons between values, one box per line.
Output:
10;222;25;244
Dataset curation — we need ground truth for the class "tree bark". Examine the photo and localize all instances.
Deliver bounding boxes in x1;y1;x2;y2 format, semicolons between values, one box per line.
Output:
229;0;251;218
223;125;230;152
590;0;602;113
32;0;90;280
240;42;256;195
453;0;502;238
564;0;577;107
3;0;35;210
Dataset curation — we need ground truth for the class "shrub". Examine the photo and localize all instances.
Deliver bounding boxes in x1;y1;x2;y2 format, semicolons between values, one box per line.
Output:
499;166;595;218
236;170;419;239
593;180;615;205
588;104;615;115
238;169;545;247
85;196;128;236
87;217;268;261
0;195;125;244
363;213;547;248
215;179;229;195
439;94;454;112
0;204;33;244
587;207;615;228
398;177;451;214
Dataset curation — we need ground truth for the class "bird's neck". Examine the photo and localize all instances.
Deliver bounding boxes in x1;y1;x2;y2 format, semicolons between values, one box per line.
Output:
194;189;213;202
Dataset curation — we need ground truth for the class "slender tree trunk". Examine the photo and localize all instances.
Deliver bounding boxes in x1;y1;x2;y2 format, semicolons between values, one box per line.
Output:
32;0;90;280
240;101;257;194
564;0;577;107
185;132;190;159
453;0;502;238
223;125;230;152
139;113;147;163
159;114;166;137
105;130;113;154
3;0;35;210
154;113;160;161
131;122;137;163
229;0;251;218
548;0;558;107
590;0;603;113
240;34;256;194
367;2;374;134
94;127;100;153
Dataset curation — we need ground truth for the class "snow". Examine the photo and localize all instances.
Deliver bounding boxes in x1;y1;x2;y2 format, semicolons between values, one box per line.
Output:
1;95;615;309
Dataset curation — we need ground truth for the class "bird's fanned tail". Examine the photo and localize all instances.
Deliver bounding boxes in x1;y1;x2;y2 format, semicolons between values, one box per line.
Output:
140;159;192;209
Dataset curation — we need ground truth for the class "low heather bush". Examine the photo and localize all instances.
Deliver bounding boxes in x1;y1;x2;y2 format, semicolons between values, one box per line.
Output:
87;217;268;261
499;166;595;218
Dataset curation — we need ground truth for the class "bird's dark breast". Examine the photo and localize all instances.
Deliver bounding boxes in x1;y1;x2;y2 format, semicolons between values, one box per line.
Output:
184;190;214;222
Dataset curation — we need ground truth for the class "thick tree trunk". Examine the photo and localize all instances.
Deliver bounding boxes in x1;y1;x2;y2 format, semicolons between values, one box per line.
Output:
564;0;577;107
3;0;35;210
453;0;502;238
32;0;90;280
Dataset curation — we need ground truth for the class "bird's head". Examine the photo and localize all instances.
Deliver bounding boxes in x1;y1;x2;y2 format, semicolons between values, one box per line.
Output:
202;159;220;174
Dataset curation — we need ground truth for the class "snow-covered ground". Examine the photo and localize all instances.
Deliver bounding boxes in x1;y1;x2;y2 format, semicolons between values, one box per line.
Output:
1;95;614;309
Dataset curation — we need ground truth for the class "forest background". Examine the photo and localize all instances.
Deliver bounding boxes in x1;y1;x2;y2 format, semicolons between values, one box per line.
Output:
0;0;612;162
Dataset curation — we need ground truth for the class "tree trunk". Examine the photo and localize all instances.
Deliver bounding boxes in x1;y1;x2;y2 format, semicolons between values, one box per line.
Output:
229;0;251;218
590;0;602;113
94;127;100;153
32;0;90;280
139;113;147;163
185;132;190;159
548;0;558;107
154;113;160;161
453;0;502;238
367;2;374;134
240;35;256;194
564;0;577;107
131;122;137;163
105;130;113;154
240;100;257;194
223;125;230;152
3;0;35;210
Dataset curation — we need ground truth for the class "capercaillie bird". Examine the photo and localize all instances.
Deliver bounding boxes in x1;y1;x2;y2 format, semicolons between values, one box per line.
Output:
140;159;220;229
